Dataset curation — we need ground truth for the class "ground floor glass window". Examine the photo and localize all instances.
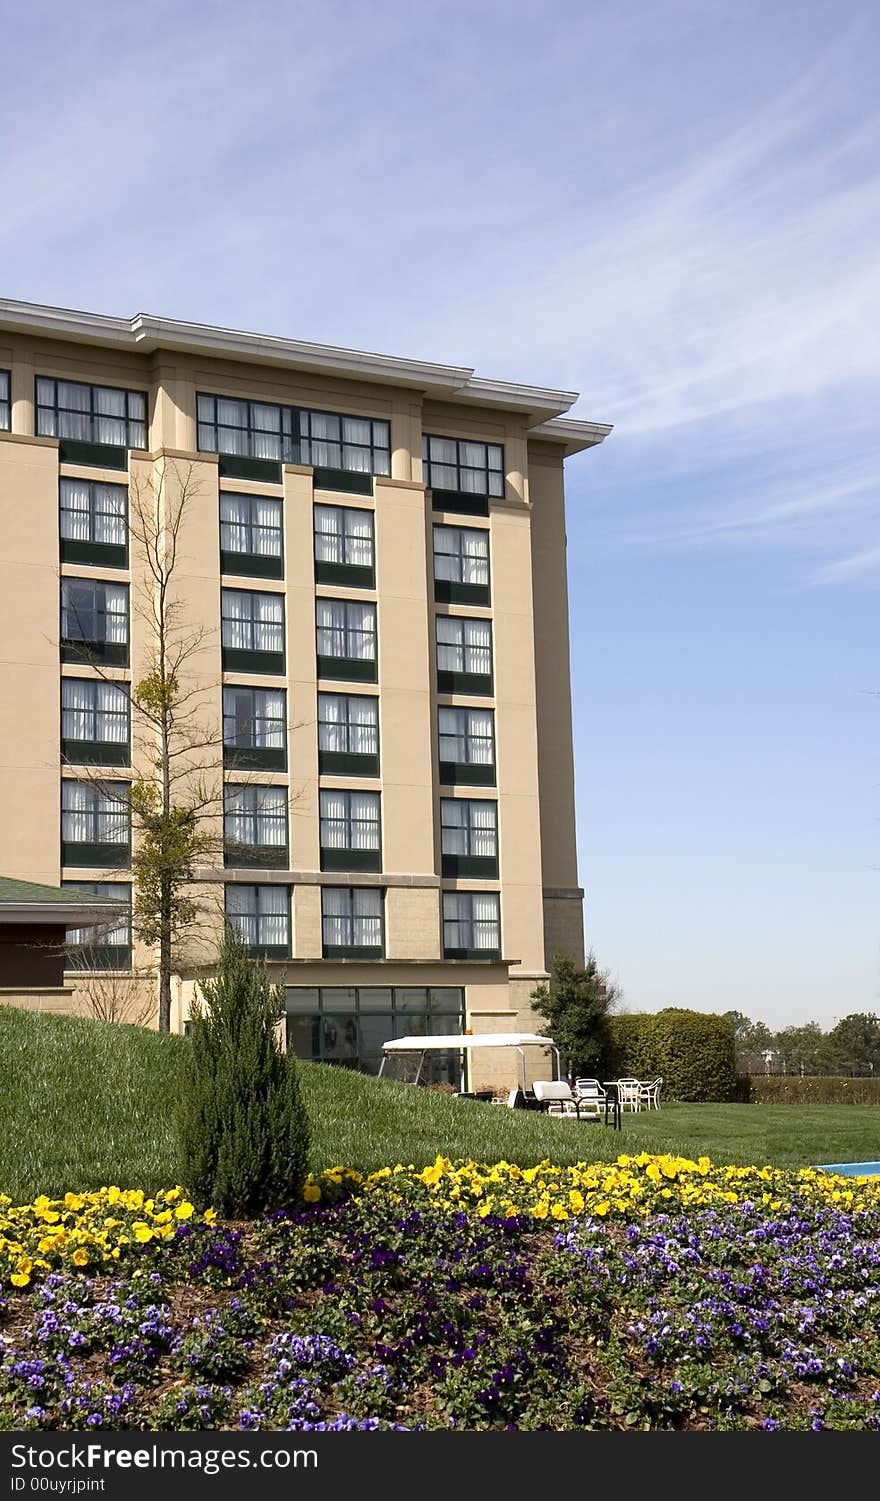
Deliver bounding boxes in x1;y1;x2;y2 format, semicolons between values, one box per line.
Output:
284;985;465;1081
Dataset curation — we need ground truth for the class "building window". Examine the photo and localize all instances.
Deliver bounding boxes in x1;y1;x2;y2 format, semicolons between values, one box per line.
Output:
197;394;390;487
61;579;129;665
221;589;285;674
442;890;501;960
322;887;383;958
220;492;283;579
316;599;377;682
60;479;128;567
313;504;375;586
223;687;287;770
298;410;390;479
433;525;490;605
438;706;495;785
436;616;493;695
284;985;465;1080
61;679;130;766
440;799;498;879
0;371;9;431
317;692;379;776
61;780;130;868
64;881;132;971
36;378;146;462
224;785;288;868
423;434;504;514
225;884;290;957
320;790;381;872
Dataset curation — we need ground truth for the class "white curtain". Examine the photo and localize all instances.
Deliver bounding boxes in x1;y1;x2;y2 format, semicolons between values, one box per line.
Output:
353;888;382;945
254;592;283;652
316;598;345;657
61;680;93;740
95;484;127;545
320;790;348;848
223;591;249;650
347;602;375;660
257;691;284;748
372;421;391;475
464;618;491;675
94;386;126;446
216;398;248;455
438;707;466;763
487;445;505;497
256;786;286;845
344;509;373;566
350;792;379;849
462;529;489;584
469;709;494;764
471;892;500;949
98;786;128;844
97;683;128;743
61;782;91;842
59;479;91;541
251;403;282;459
220;494;250;554
441;799;466;855
105;584;128;645
309;412;342;468
57;381;90;442
349;696;378;753
224;786;250;844
254;497;282;556
259;885;288;946
318;694;344;752
315;505;343;563
342;417;371;473
225;884;257;945
471;800;497;855
436;617;463;672
322;886;350;945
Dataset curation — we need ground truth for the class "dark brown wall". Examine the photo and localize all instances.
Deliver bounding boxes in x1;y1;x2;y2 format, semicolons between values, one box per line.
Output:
0;925;66;987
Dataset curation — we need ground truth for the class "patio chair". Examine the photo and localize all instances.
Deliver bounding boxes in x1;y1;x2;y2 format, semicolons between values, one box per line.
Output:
532;1080;583;1118
616;1078;642;1112
573;1078;606;1120
637;1077;662;1110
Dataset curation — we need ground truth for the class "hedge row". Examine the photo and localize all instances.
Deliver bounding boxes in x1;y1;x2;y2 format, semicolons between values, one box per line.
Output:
607;1009;737;1102
744;1074;880;1105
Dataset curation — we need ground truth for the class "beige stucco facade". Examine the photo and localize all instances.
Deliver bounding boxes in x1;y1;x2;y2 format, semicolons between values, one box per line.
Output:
0;300;610;1090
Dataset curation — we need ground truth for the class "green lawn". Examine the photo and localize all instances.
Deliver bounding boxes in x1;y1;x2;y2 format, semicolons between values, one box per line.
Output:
2;1007;879;1200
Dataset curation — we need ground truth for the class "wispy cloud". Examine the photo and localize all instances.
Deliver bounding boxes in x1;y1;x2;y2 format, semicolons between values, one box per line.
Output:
1;1;877;575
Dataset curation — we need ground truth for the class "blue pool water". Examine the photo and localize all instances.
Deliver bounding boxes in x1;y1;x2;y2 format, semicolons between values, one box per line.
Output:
817;1161;880;1178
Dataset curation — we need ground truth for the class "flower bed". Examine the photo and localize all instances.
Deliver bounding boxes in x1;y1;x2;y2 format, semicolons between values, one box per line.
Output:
3;1155;880;1431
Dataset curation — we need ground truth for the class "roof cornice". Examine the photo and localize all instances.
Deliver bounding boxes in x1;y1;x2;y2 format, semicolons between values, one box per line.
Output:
0;298;609;431
529;416;614;456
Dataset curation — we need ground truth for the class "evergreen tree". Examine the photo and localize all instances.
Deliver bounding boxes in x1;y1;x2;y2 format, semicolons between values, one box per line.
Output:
180;923;310;1215
531;952;619;1080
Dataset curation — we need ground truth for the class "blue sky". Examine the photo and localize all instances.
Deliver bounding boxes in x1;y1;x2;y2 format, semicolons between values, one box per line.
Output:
2;0;878;1026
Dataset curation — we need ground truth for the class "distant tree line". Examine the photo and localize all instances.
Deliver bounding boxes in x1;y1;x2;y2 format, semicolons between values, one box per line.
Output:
724;1010;880;1077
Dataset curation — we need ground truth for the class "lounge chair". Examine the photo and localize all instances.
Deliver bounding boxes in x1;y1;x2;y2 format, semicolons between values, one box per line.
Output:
532;1080;584;1118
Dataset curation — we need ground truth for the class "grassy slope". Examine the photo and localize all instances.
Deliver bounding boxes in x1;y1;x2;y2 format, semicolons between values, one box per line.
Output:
2;1007;879;1199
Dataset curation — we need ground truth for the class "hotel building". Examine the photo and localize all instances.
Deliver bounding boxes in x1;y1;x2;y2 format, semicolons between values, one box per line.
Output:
0;299;610;1089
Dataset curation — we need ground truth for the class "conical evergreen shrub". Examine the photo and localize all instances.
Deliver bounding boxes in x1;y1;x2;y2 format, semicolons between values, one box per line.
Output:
180;922;310;1216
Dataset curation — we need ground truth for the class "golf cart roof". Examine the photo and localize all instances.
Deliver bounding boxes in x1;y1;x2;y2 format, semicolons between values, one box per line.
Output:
381;1033;554;1053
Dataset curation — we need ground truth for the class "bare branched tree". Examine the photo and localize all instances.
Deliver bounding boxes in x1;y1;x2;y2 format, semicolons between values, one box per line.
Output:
126;460;225;1031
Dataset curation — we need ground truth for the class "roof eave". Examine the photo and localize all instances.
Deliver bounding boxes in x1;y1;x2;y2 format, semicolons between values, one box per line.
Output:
529;416;614;456
0;298;586;421
0;902;127;927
